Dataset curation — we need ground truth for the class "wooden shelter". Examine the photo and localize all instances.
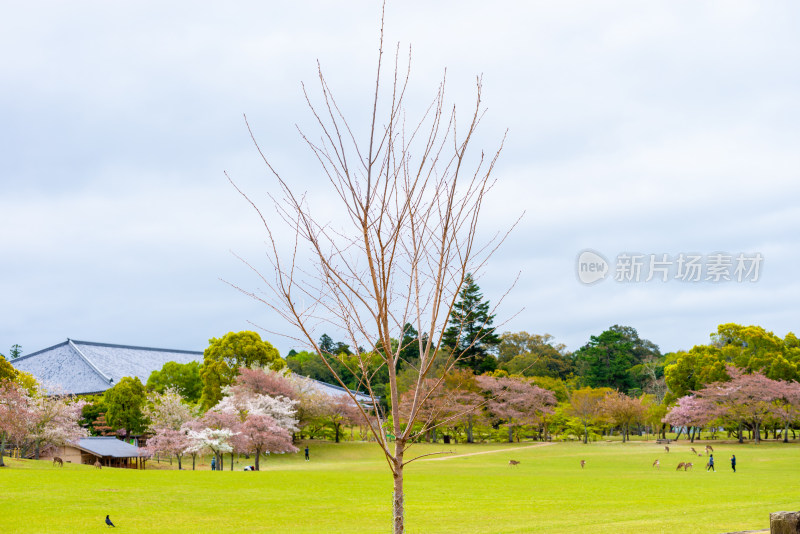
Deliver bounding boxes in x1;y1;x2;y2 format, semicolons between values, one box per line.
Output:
49;437;149;469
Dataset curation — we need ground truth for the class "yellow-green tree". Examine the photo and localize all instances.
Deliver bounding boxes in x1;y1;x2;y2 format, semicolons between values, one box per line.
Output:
199;331;285;409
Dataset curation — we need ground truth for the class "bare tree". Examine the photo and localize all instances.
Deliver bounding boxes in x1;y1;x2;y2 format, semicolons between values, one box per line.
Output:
227;6;511;533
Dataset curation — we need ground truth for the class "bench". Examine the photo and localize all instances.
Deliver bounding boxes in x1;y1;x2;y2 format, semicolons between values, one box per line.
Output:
656;439;671;444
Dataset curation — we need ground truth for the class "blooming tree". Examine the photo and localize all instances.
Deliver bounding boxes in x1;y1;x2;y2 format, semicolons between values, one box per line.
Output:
147;428;192;470
662;395;719;442
477;375;557;442
215;389;299;433
27;394;88;458
0;381;33;466
143;388;195;432
237;414;297;470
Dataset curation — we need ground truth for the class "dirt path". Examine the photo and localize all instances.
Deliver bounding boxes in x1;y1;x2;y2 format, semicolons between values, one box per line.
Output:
421;442;554;461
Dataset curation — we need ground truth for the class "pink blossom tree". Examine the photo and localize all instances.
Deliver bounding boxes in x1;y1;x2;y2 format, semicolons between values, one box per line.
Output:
27;394;88;459
662;395;720;442
477;375;556;443
193;410;239;470
772;380;800;442
0;381;33;466
238;414;297;470
233;367;298;400
325;395;362;443
147;428;192;469
697;369;784;443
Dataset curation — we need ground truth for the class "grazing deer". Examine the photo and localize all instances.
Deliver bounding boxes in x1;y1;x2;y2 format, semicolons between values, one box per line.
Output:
690;447;698;455
684;462;693;471
705;445;713;453
652;459;660;469
676;462;685;470
508;460;520;467
580;460;586;469
664;446;670;453
94;460;102;469
52;457;64;467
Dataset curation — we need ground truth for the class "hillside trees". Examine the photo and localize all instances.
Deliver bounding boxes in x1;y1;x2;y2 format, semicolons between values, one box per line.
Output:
498;332;573;379
478;375;556;442
227;8;510;530
567;386;610;444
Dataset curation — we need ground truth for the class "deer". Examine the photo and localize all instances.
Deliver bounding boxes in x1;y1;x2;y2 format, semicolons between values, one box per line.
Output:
705;445;714;453
94;459;102;469
684;462;693;471
690;447;698;455
580;460;586;469
508;460;520;467
676;462;685;470
664;446;670;453
52;457;64;467
652;459;660;469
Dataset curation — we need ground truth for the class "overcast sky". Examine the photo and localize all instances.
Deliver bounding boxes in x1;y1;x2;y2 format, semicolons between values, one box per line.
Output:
2;1;798;359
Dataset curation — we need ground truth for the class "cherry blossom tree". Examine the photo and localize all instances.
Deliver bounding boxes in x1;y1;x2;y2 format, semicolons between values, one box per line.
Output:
233;366;298;400
772;380;800;442
238;414;297;470
144;389;195;432
477;375;556;443
147;428;192;470
662;395;720;442
27;394;88;459
325;395;362;443
193;410;239;471
0;381;33;466
215;389;299;434
698;369;789;444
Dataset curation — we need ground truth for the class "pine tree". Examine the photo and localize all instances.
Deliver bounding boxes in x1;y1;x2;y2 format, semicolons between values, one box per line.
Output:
443;274;501;374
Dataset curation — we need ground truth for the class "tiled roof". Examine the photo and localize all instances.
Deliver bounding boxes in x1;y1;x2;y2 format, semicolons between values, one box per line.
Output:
306;377;376;405
11;339;202;395
71;437;145;458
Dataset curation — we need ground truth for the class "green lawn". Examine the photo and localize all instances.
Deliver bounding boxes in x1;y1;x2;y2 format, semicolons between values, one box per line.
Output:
1;440;797;533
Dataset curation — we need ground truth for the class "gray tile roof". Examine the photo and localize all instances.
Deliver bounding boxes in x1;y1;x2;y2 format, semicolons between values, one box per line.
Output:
11;339;202;395
71;437;145;458
307;377;375;405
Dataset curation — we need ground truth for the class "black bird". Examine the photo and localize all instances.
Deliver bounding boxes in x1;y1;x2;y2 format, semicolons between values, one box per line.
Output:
105;515;115;527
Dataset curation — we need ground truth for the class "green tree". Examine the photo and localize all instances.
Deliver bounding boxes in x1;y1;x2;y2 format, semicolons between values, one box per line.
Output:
9;344;22;359
103;376;148;439
0;354;18;382
498;331;574;379
199;331;285;409
443;274;501;374
146;361;202;403
574;325;660;393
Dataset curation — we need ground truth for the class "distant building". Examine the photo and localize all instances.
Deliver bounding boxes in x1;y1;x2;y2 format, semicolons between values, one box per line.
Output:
47;436;149;469
10;339;202;395
304;376;375;406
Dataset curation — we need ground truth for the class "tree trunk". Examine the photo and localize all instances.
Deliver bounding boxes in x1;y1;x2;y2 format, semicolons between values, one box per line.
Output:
738;422;744;444
0;436;6;467
392;442;405;534
192;453;196;470
583;422;588;444
467;418;474;444
230;452;234;471
507;425;514;443
334;423;341;443
255;447;262;471
177;455;182;470
784;420;790;443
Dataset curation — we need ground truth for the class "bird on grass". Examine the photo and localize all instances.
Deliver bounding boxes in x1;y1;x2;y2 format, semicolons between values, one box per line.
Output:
105;515;115;527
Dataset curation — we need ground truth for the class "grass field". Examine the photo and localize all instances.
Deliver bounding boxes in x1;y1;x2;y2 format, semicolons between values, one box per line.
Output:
1;439;798;533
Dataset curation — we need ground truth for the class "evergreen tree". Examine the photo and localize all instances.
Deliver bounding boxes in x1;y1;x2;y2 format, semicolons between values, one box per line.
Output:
443;274;500;374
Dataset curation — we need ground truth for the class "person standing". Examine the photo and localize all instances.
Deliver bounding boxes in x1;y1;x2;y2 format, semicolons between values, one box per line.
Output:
305;446;309;461
211;456;216;471
707;453;715;472
730;454;736;473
